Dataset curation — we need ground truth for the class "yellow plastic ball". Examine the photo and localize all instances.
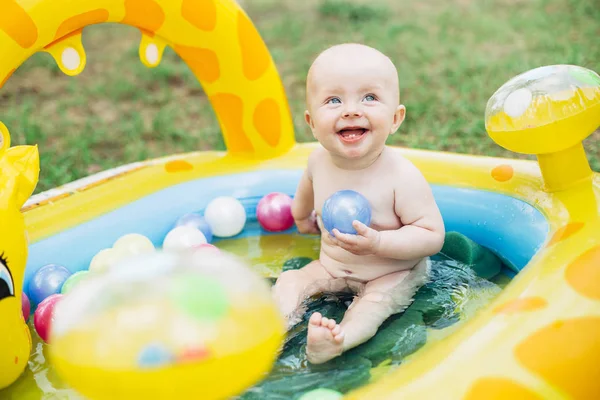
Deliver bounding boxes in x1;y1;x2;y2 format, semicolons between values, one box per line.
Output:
113;233;155;256
88;248;122;273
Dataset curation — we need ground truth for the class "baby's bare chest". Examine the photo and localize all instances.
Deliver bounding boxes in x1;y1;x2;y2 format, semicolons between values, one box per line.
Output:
312;169;401;230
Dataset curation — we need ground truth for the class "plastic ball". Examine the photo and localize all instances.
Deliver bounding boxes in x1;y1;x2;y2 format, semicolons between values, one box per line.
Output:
193;243;221;255
21;292;30;322
298;388;343;400
34;293;63;343
61;271;91;295
28;264;72;305
203;196;247;238
89;248;123;274
138;343;175;368
163;226;207;252
256;192;294;232
321;190;372;235
49;250;284;400
175;213;213;243
113;233;155;256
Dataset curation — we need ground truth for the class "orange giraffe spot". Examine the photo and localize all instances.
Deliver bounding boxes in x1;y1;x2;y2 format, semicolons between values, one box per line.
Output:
54;9;109;40
491;164;513;182
463;377;542;400
565;244;600;300
14;356;18;364
173;45;220;83
546;222;585;247
122;0;165;34
210;93;254;153
253;99;280;147
165;160;193;173
237;11;270;80
493;297;547;314
0;0;38;48
515;317;600;399
1;69;15;89
44;28;84;50
181;0;217;31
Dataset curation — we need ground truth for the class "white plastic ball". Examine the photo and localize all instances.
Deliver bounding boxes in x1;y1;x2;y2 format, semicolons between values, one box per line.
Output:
163;226;207;252
113;234;155;256
203;196;247;238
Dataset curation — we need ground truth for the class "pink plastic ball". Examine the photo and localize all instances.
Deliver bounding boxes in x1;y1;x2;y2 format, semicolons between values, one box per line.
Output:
256;192;294;232
22;292;30;322
34;293;63;343
192;243;221;255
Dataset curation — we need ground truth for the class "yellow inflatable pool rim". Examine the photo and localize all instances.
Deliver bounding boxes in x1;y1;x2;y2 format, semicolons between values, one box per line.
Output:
1;0;599;398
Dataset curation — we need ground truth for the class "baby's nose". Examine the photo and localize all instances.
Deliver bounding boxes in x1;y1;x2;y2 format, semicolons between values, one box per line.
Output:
342;106;362;117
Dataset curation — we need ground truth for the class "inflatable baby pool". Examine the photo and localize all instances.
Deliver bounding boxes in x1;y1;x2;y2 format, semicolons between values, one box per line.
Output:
1;0;599;398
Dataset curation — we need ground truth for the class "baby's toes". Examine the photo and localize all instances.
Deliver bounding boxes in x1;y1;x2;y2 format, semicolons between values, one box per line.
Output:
333;331;345;344
320;316;331;327
309;312;323;326
332;325;341;336
326;319;336;329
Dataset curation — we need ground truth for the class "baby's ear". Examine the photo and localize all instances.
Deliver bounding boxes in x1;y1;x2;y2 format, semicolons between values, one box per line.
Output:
304;110;317;138
390;105;406;134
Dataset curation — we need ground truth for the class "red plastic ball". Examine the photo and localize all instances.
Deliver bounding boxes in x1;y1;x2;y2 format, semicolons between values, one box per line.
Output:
34;293;63;343
256;193;294;232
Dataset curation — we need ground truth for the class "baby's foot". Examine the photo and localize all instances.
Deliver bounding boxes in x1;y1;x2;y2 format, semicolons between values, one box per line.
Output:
306;312;345;364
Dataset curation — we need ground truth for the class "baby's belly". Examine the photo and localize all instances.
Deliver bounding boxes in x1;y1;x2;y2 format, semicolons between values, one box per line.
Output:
319;242;420;282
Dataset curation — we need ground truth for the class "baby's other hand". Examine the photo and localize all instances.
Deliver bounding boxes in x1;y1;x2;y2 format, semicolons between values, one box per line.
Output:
330;221;381;256
295;211;320;234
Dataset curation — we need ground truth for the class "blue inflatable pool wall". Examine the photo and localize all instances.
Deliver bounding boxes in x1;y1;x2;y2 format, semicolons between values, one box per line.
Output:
24;169;549;295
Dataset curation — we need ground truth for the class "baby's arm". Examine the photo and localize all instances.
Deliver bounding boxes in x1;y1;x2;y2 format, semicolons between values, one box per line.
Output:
292;151;319;234
376;159;445;260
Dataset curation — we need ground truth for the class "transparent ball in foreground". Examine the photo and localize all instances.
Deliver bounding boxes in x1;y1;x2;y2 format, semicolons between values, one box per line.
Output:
50;249;285;400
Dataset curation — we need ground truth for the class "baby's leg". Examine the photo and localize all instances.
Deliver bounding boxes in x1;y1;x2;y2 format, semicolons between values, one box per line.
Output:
306;258;431;364
272;260;334;328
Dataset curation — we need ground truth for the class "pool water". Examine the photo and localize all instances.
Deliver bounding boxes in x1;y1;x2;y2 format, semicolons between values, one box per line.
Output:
1;233;508;400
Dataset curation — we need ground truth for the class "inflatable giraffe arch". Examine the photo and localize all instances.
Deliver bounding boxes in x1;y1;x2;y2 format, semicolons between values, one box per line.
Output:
0;0;296;159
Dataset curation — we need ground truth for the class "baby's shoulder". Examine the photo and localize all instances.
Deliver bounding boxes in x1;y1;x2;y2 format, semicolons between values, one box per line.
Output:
382;148;426;181
381;147;412;169
307;147;328;170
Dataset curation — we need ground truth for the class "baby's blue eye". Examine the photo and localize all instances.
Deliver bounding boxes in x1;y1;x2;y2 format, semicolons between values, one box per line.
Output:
364;95;376;102
0;259;14;301
327;98;341;104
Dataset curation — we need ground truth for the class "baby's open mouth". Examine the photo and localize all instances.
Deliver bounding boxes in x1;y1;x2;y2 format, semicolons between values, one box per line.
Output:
337;127;368;143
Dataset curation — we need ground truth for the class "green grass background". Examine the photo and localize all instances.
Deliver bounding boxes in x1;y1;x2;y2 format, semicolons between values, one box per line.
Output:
1;0;598;193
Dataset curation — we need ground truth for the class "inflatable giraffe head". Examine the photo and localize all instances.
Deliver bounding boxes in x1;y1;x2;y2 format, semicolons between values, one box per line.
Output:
0;122;40;389
0;0;296;160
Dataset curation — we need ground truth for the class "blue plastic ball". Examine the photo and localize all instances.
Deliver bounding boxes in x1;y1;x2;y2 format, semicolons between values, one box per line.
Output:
175;213;213;243
138;342;174;368
28;264;72;305
322;190;372;235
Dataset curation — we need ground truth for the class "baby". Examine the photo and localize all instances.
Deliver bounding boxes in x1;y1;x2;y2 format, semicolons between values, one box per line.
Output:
272;43;445;364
